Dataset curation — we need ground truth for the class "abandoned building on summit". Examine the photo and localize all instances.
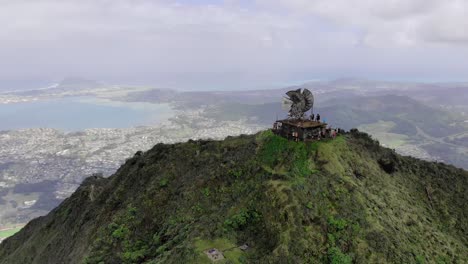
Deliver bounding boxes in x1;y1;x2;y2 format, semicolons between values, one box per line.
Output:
273;88;337;142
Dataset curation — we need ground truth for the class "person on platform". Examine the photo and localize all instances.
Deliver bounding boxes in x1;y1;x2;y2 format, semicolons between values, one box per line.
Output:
316;114;321;122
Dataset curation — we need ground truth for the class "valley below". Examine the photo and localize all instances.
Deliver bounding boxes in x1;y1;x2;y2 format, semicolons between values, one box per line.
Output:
0;78;467;237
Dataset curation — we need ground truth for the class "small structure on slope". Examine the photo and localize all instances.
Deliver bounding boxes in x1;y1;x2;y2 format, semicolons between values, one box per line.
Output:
204;248;224;261
273;88;337;141
239;243;249;251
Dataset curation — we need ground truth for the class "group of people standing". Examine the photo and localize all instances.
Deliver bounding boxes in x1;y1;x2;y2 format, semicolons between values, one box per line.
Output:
319;127;337;140
310;113;321;122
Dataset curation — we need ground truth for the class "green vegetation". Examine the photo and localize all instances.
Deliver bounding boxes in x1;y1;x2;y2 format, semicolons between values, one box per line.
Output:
328;246;352;264
0;130;467;264
159;178;168;188
224;209;261;230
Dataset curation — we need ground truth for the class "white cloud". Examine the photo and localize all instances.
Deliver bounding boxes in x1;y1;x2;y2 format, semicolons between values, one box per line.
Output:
0;1;306;75
267;0;468;46
0;0;467;88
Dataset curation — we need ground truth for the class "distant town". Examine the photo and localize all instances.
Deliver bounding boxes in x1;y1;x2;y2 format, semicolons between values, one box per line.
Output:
0;105;265;229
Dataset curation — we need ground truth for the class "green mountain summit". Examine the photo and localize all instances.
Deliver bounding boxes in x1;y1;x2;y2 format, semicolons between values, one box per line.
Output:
0;130;466;263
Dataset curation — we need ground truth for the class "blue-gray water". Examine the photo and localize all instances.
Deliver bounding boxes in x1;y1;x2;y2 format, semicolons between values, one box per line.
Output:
0;97;174;131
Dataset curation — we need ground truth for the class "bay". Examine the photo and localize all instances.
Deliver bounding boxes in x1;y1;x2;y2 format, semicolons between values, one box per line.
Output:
0;97;174;131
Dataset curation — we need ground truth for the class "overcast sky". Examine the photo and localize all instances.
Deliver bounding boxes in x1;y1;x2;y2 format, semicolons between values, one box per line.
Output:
1;0;468;90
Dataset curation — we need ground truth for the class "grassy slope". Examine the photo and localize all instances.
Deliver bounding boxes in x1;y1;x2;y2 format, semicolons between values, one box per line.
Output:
0;131;467;264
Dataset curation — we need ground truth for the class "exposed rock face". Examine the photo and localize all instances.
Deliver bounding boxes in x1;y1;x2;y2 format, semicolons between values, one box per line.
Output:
0;130;467;263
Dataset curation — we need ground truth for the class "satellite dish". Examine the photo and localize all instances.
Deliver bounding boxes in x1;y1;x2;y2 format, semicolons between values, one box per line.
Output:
284;88;314;119
282;97;293;111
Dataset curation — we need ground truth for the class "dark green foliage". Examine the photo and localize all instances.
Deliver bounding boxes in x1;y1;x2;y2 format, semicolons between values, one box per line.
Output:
258;130;315;177
0;130;467;264
328;247;352;264
415;255;425;264
224;209;261;230
201;187;210;197
111;224;129;239
159;178;168;188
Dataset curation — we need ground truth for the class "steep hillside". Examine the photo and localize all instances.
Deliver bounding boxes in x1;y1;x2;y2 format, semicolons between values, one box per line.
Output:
0;130;467;264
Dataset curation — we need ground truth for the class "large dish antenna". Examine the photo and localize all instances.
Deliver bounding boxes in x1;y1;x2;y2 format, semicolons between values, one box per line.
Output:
284;88;314;119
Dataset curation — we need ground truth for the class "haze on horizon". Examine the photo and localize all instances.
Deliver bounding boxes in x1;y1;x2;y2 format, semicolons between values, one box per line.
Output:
1;0;468;90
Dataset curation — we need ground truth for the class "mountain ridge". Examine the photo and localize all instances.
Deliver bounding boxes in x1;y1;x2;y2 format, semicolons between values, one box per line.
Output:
0;130;467;263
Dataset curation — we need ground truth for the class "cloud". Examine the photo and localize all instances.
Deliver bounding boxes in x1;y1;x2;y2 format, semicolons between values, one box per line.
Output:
0;0;467;89
0;1;305;77
0;0;355;87
267;0;468;46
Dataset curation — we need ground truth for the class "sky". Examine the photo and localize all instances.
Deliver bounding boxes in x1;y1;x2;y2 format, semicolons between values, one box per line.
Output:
1;0;468;90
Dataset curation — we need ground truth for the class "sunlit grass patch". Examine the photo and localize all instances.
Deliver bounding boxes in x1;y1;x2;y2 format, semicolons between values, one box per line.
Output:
193;238;244;264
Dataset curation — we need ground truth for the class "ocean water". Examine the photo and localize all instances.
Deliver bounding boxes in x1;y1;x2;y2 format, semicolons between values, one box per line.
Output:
0;97;174;132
